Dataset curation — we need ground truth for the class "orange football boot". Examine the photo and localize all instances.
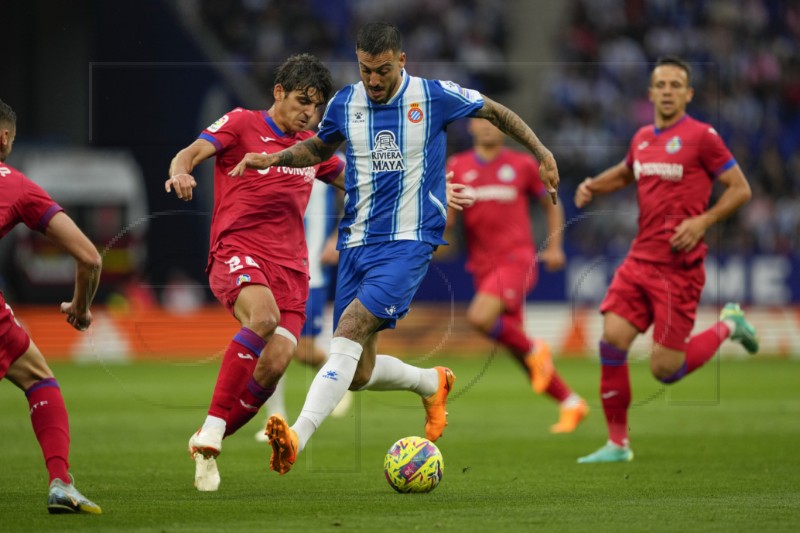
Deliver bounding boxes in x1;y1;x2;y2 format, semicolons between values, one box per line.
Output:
525;339;554;394
422;367;456;441
550;399;589;434
266;414;298;475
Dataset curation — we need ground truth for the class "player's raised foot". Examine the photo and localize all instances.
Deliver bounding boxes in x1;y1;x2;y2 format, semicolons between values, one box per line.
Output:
577;441;634;464
47;476;102;514
267;414;298;475
525;339;554;394
720;303;759;354
422;367;456;442
550;398;589;434
331;390;354;418
188;427;223;491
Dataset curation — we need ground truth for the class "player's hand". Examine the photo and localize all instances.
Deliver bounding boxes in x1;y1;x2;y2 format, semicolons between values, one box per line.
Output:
670;216;709;252
445;171;475;211
320;234;339;265
538;246;566;272
229;153;277;176
574;177;594;208
165;173;197;201
60;301;92;332
539;154;560;205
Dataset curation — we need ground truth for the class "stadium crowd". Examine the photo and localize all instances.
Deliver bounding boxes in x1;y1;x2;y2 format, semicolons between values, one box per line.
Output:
195;0;798;257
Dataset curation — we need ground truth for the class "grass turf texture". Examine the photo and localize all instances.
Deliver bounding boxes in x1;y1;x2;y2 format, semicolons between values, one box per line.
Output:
1;356;798;531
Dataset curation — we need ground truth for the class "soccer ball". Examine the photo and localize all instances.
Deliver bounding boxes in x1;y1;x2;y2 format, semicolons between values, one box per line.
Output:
383;436;444;493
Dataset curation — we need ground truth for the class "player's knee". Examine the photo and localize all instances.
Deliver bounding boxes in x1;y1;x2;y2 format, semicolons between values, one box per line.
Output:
244;312;280;339
465;307;493;333
650;360;682;383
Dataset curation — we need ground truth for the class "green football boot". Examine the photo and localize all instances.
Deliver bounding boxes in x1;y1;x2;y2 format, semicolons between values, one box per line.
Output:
577;441;634;464
720;303;759;354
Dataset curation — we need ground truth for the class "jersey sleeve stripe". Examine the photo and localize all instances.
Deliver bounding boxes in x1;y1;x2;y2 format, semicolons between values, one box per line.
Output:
36;204;64;232
198;133;222;152
713;158;736;177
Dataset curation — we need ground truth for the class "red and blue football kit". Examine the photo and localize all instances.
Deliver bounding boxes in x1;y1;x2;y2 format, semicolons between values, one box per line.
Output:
600;114;736;350
200;109;343;339
447;148;547;319
0;163;64;377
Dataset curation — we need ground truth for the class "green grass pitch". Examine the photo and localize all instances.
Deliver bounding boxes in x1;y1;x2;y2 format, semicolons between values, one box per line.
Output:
1;355;798;531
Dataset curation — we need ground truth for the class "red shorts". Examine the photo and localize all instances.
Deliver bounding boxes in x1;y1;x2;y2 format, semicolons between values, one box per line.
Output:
473;257;537;324
207;248;309;341
0;293;32;380
600;256;705;351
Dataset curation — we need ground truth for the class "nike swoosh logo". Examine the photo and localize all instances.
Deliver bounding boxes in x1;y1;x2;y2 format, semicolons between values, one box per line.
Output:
237;352;254;360
601;391;618;399
240;399;258;410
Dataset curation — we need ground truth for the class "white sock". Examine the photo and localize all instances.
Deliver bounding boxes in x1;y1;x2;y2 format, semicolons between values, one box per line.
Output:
293;337;362;452
265;375;287;419
560;392;583;408
358;354;438;397
201;415;226;439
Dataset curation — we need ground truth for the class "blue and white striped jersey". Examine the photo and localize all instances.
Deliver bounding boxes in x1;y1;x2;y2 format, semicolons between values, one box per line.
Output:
317;70;483;249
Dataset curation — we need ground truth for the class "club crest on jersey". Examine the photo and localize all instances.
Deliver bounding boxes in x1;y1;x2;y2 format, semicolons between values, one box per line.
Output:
236;274;251;286
498;164;516;183
665;136;682;154
207;114;229;133
371;131;406;172
407;103;424;123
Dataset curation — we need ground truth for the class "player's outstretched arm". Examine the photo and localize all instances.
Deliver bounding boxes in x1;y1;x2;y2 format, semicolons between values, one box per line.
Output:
475;97;559;204
574;161;635;208
229;136;340;177
538;194;566;272
445;170;474;212
44;212;102;331
166;139;215;201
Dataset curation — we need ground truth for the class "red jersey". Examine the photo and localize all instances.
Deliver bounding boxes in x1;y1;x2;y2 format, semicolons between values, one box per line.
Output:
199;108;343;274
0;162;63;240
625;114;735;266
447;148;546;272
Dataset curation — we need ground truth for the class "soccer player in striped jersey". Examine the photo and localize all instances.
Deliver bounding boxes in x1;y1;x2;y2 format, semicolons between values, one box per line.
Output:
231;22;560;475
0;99;103;514
574;57;758;463
447;118;588;434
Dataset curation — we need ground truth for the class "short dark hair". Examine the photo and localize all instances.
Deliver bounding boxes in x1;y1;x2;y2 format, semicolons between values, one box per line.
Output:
654;56;692;86
274;53;334;103
0;99;17;129
356;22;402;55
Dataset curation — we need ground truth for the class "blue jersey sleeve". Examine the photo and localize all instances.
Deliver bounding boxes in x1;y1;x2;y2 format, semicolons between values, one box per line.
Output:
432;80;484;124
317;88;351;145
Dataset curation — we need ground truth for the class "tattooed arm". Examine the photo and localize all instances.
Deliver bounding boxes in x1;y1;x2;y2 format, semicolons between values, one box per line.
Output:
229;135;341;176
474;96;559;204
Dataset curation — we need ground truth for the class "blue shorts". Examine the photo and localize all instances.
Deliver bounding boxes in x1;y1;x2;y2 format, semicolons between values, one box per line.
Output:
334;241;434;331
302;287;328;338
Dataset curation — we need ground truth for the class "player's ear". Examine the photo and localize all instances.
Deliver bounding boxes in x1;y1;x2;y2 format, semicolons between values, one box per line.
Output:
273;84;285;102
686;87;694;104
398;51;406;69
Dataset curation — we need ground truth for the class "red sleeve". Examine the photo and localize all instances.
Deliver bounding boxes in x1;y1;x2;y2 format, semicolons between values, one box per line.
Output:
446;155;463;185
624;136;636;168
197;108;246;153
17;176;63;232
699;126;736;177
524;155;546;198
316;153;345;184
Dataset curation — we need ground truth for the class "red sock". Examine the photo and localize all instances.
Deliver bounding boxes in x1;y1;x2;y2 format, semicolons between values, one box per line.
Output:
489;316;533;364
26;378;70;484
208;328;266;420
660;322;730;383
599;341;631;446
224;378;277;438
544;372;572;403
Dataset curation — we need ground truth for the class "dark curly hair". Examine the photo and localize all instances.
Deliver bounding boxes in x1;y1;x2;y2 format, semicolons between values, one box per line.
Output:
274;53;334;103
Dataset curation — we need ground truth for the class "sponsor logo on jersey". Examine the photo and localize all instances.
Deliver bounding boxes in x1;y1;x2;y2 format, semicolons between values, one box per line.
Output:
352;111;365;123
665;135;682;154
236;274;251;286
260;136;275;143
407;103;424;123
497;164;516;183
207;114;229;133
0;166;9;177
370;130;406;172
472;185;518;202
637;141;650;150
632;160;684;182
